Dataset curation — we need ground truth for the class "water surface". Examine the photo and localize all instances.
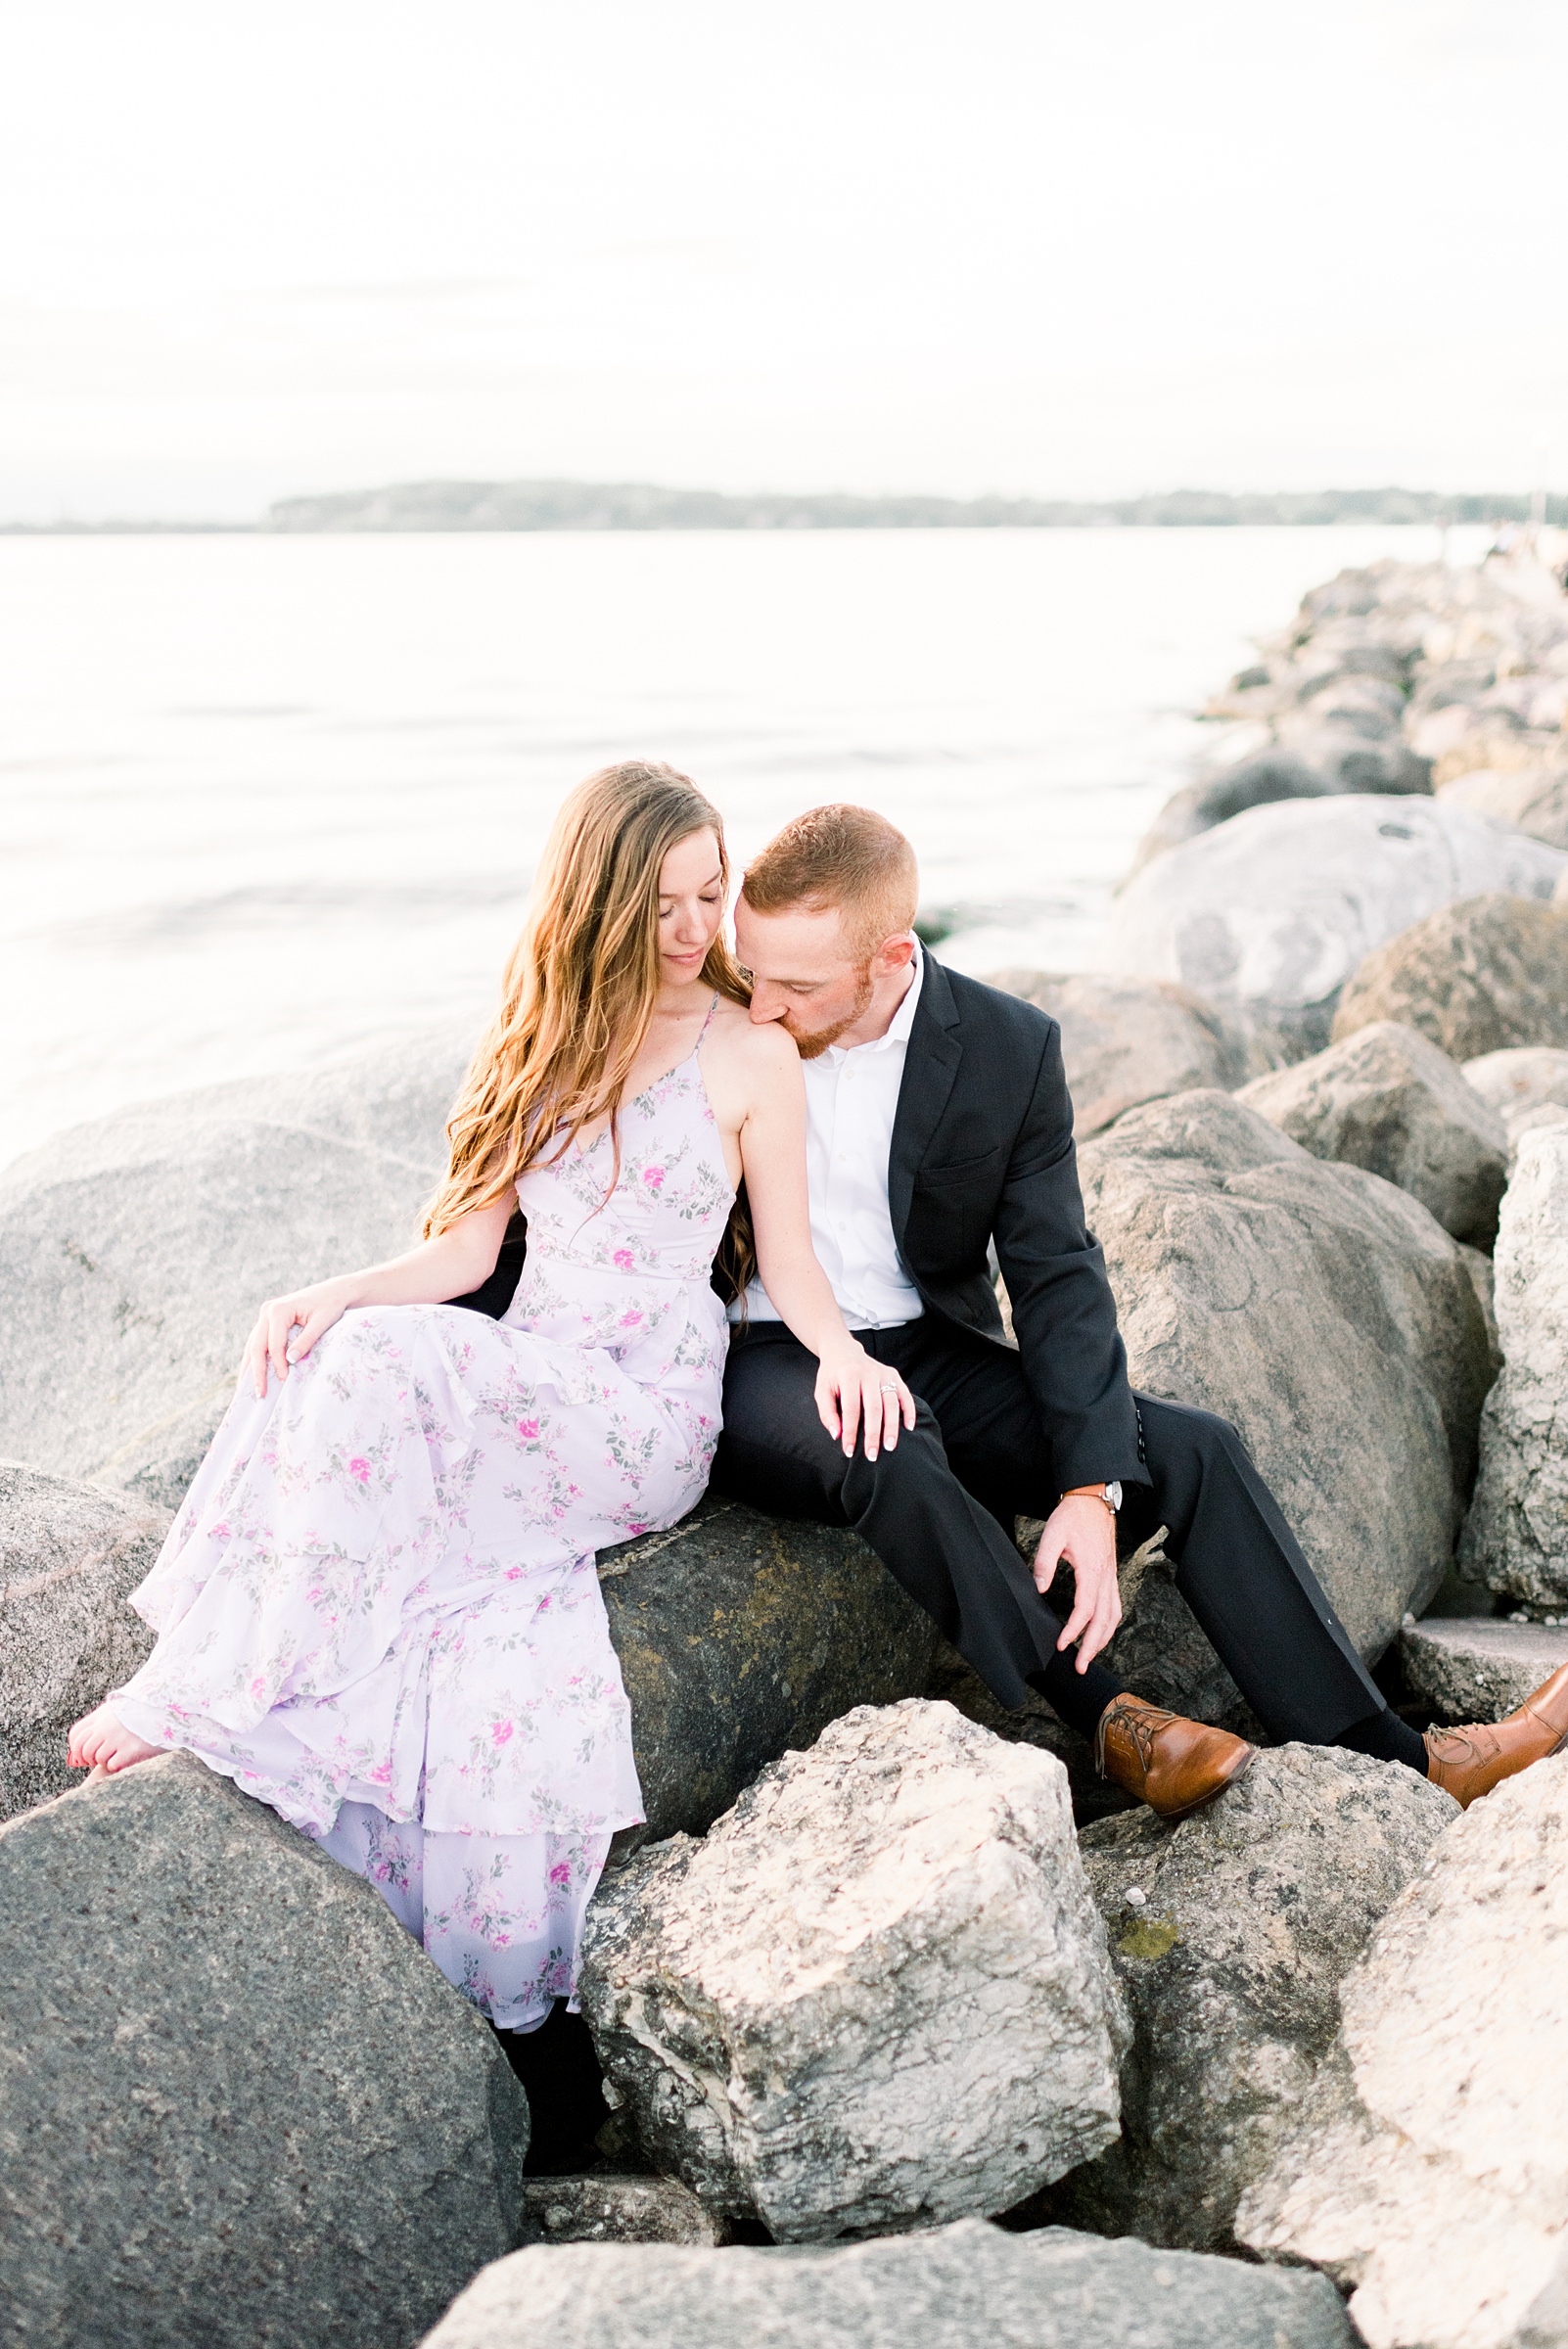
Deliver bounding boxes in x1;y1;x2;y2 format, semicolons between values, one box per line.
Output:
1;523;1480;1168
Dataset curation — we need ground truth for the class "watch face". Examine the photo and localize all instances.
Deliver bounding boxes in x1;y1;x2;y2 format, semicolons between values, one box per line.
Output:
1106;1480;1123;1511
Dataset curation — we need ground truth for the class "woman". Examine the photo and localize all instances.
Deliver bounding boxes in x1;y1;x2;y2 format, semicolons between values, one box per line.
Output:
68;760;914;2040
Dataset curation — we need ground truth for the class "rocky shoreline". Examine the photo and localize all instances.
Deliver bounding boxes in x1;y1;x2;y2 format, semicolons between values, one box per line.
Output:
5;546;1568;2346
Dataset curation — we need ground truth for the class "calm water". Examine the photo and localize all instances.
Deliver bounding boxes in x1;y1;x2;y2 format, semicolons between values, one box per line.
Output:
1;524;1485;1170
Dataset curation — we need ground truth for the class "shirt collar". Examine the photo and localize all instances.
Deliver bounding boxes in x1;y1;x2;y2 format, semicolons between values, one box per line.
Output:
829;942;925;1059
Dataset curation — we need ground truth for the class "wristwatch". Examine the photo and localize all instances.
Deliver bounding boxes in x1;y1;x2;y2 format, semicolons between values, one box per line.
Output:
1062;1481;1122;1516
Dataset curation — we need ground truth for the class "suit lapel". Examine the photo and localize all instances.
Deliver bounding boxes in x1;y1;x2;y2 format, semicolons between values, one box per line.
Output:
889;954;963;1244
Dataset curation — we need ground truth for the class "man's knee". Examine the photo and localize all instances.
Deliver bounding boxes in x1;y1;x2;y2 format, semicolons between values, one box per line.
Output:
715;1381;949;1525
1138;1391;1247;1470
838;1400;949;1510
716;1342;853;1518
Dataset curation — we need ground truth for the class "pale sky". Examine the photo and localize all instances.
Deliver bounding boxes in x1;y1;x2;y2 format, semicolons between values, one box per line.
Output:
1;0;1565;518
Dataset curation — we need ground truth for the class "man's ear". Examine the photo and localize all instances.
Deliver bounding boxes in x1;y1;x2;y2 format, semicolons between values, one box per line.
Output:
871;932;918;977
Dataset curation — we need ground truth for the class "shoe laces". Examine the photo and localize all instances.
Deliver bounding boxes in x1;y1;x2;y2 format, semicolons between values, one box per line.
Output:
1097;1695;1177;1777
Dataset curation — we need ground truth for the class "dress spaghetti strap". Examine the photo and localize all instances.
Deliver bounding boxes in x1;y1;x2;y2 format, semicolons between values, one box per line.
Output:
694;990;721;1052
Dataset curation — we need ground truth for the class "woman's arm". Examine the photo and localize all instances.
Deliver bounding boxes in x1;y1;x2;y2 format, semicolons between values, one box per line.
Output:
241;1194;514;1398
735;1026;914;1459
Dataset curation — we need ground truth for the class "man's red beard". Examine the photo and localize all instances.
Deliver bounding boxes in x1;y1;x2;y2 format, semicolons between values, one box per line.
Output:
778;964;876;1059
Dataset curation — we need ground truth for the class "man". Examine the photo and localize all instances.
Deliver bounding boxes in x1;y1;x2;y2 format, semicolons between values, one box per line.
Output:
714;803;1568;1817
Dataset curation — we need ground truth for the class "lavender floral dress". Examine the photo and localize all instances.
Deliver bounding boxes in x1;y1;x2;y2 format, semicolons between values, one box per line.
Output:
114;1010;733;2030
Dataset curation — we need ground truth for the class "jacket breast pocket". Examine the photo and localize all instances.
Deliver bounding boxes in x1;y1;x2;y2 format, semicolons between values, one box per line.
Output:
920;1145;1004;1188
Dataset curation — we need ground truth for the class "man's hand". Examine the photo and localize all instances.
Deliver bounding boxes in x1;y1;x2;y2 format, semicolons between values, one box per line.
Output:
1034;1495;1122;1673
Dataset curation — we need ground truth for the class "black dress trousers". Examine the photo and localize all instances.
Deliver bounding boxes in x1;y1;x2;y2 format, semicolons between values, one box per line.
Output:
712;1315;1387;1745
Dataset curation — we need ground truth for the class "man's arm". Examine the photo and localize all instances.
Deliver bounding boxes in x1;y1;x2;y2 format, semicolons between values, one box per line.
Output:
991;1017;1145;1497
990;1017;1146;1669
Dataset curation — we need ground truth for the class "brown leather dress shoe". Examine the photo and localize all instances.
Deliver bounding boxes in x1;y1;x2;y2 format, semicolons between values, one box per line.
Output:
1095;1693;1257;1819
1424;1660;1568;1809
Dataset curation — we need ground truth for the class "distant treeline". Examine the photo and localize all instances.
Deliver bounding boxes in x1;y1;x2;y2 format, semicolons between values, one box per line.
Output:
261;481;1568;533
6;483;1566;534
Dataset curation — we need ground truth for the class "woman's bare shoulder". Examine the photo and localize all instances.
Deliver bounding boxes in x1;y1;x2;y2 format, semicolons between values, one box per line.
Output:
703;1001;803;1086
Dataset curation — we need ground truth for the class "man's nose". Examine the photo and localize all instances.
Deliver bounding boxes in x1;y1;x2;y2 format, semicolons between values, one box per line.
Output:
748;986;787;1023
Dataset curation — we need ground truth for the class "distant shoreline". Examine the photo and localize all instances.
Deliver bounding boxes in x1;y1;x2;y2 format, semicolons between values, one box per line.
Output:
3;481;1563;536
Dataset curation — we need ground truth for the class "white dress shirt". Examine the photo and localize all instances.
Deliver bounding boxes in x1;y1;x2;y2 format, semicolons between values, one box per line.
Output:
737;946;925;1331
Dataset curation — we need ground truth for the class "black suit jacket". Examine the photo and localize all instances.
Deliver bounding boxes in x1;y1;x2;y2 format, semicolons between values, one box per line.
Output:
449;954;1145;1494
884;953;1145;1495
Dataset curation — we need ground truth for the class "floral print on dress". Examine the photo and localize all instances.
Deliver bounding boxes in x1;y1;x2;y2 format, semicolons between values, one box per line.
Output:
114;1016;734;2033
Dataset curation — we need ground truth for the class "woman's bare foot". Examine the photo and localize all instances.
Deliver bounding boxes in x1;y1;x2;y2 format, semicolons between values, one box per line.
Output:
67;1705;164;1779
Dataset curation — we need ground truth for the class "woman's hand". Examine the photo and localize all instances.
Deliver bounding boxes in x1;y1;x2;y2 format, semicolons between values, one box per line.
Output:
243;1276;356;1398
813;1345;916;1461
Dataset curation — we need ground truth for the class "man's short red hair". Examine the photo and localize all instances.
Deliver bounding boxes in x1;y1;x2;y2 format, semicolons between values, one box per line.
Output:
740;805;919;957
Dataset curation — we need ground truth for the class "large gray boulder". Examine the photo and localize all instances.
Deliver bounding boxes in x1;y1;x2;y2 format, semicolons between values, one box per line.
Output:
1130;715;1432;876
1045;1747;1456;2254
1421;713;1547;778
1078;1091;1494;1661
1237;1754;1568;2349
598;1497;936;1850
1462;1043;1568;1151
1099;797;1565;1057
1237;1020;1508;1247
1501;1100;1568;1160
1127;756;1352;878
578;1701;1128;2242
1284;673;1411;738
0;1029;469;1508
1332;893;1568;1063
1400;1616;1568;1723
1460;1124;1568;1607
0;1460;165;1819
1128;755;1340;873
0;1754;529;2349
986;970;1264;1136
419;2217;1357;2349
1438;761;1568;849
1273;722;1431;797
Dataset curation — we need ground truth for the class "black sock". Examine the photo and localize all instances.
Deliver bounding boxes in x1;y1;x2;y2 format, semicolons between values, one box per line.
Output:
1335;1708;1428;1776
1029;1651;1127;1743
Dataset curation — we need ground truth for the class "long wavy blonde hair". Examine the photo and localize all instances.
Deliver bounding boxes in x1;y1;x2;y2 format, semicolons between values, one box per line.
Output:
424;760;748;1236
